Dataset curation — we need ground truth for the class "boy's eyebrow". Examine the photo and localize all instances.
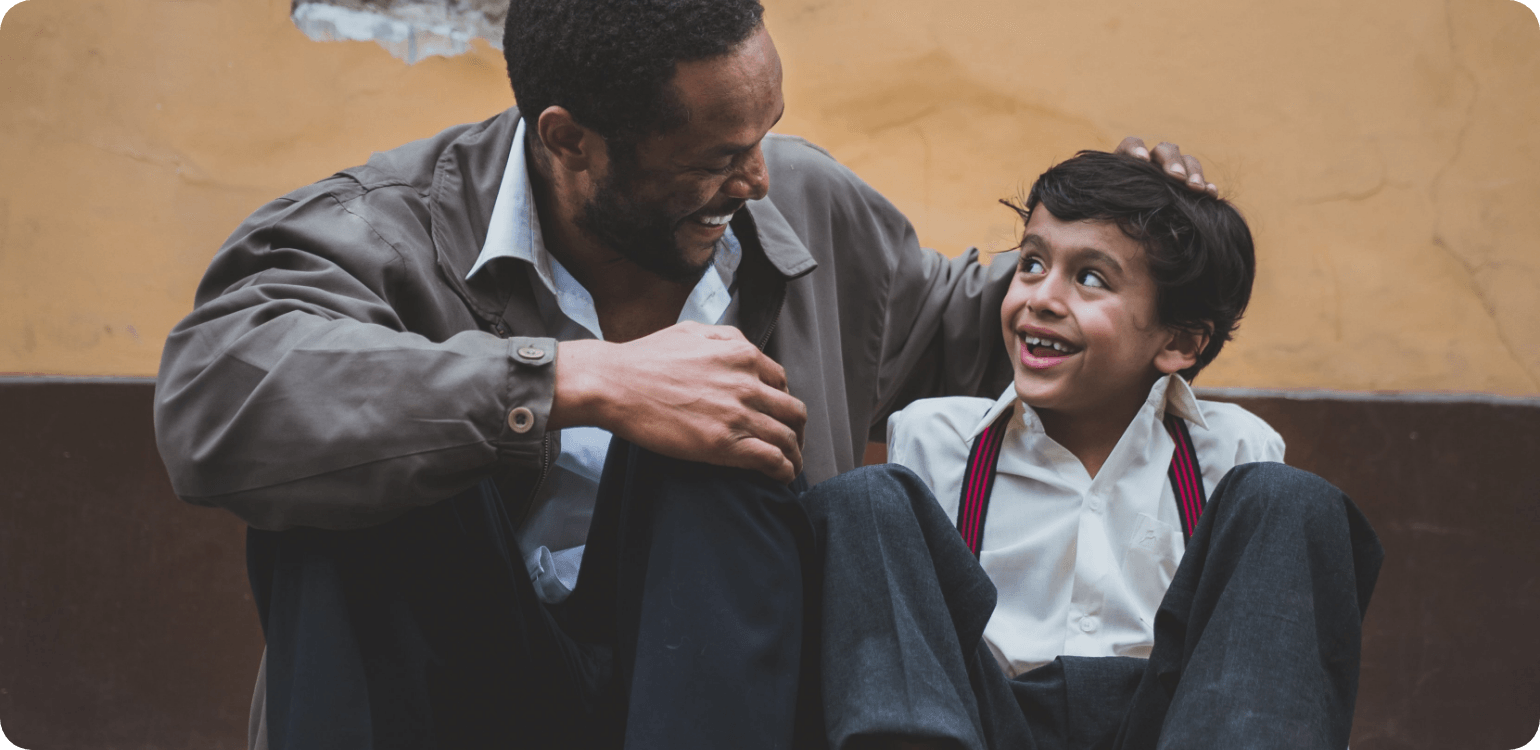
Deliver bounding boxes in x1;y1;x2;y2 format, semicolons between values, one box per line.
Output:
1020;234;1126;275
1072;247;1125;274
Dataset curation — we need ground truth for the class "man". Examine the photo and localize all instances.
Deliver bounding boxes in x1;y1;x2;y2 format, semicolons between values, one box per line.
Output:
153;0;1213;747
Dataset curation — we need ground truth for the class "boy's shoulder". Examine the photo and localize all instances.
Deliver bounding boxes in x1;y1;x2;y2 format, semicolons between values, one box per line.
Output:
1190;397;1287;463
887;395;999;454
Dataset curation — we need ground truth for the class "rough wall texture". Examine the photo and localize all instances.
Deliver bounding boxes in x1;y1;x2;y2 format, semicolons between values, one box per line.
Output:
0;0;1537;393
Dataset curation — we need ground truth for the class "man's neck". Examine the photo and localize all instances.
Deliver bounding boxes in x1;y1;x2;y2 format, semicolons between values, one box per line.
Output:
525;142;694;342
1034;377;1160;479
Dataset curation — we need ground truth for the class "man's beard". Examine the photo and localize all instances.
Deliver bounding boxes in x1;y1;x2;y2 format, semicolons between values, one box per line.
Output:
575;170;716;284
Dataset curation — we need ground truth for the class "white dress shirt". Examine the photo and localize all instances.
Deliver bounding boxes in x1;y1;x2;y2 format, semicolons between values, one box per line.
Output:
467;119;741;603
887;374;1285;677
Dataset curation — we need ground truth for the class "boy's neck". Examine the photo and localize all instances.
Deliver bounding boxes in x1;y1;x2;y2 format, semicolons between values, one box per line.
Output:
1032;375;1164;479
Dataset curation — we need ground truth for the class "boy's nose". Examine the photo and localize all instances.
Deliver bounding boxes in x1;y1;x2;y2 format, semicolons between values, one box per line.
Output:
1026;273;1071;318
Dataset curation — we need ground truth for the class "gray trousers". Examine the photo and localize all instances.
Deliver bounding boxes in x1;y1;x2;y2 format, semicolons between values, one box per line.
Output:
802;462;1383;750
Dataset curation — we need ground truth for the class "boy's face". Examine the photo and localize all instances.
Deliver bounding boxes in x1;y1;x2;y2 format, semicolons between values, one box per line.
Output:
1000;208;1202;418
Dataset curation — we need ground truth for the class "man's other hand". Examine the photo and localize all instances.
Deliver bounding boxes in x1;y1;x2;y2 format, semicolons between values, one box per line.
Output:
551;322;807;484
1116;137;1219;197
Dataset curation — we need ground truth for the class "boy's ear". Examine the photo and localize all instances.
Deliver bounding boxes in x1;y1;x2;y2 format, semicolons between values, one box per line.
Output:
1154;325;1210;376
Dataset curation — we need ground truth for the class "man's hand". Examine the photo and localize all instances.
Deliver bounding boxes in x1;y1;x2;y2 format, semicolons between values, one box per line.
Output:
550;322;807;484
1116;137;1219;197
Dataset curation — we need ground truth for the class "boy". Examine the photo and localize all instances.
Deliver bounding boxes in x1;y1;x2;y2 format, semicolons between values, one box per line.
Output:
806;151;1383;750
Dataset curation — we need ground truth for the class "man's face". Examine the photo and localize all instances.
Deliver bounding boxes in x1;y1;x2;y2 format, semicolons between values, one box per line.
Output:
577;25;784;282
1000;208;1175;419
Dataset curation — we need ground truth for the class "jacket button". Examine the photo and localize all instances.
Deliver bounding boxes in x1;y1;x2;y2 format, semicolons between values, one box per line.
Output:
507;406;535;433
517;346;545;361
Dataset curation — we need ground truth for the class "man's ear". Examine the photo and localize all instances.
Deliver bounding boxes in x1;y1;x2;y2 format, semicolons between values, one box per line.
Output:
535;106;596;173
1154;324;1210;376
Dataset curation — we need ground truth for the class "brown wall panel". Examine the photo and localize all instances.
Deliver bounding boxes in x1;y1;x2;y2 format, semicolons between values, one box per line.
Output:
1;382;1536;749
0;381;262;749
1210;394;1540;750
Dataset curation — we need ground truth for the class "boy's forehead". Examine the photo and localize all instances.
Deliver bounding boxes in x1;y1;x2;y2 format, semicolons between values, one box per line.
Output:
1022;209;1144;266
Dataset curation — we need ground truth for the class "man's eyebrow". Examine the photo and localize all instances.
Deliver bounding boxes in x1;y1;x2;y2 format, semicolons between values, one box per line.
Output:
703;105;787;158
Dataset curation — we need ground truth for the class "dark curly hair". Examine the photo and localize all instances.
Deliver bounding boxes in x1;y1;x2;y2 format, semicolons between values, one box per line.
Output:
503;0;764;150
1003;151;1256;380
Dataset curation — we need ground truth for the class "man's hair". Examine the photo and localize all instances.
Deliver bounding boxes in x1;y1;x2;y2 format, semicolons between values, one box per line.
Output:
1004;150;1256;380
503;0;764;147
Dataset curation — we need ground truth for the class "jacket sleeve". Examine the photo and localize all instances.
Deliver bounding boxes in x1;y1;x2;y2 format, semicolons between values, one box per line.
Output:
842;180;1017;440
153;182;554;531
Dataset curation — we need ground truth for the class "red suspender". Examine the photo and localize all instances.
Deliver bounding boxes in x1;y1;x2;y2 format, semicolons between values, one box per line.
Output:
1161;414;1208;542
955;409;1206;557
956;410;1014;556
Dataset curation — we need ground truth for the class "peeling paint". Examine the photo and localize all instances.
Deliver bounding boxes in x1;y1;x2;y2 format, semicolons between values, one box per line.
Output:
291;0;504;64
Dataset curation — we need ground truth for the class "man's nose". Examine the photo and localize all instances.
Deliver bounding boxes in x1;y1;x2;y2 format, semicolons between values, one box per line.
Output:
723;144;769;201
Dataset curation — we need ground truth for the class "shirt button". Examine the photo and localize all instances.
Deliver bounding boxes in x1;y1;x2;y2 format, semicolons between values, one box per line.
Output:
507;406;535;433
516;346;545;361
1087;495;1103;513
1080;616;1098;633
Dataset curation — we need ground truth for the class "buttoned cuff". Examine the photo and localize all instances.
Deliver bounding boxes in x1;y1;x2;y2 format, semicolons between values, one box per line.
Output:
494;335;557;463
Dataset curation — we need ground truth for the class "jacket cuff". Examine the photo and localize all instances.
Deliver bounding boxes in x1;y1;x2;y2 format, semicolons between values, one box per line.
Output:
494;335;558;463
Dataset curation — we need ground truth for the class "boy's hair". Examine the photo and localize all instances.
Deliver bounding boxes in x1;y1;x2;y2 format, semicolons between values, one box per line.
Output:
1004;150;1256;380
503;0;764;146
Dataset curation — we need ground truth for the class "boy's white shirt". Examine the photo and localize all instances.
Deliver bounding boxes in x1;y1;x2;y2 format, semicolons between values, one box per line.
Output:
886;374;1285;678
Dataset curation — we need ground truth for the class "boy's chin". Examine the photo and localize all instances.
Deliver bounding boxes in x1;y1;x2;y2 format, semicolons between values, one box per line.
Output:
1012;375;1074;413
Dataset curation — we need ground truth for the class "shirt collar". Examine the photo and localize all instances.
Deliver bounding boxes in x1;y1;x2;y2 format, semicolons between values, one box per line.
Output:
466;118;551;284
967;373;1208;442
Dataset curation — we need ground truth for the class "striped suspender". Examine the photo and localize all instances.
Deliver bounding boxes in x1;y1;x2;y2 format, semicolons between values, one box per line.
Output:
1161;414;1208;542
956;410;1207;557
956;410;1015;555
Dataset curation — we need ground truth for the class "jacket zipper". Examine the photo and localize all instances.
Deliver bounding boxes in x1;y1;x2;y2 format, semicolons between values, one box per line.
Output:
755;288;786;351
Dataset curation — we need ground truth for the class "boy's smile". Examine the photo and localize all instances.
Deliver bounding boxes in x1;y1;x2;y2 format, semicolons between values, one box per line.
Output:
1001;208;1198;422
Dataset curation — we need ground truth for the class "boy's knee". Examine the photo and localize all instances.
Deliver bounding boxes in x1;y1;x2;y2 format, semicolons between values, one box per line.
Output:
801;464;943;542
1215;461;1347;528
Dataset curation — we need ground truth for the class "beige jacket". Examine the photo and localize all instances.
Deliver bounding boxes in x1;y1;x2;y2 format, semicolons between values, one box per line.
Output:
154;107;1016;531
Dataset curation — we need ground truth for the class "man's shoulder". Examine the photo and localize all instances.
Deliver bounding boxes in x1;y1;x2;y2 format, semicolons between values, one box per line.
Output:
279;110;515;207
761;133;886;207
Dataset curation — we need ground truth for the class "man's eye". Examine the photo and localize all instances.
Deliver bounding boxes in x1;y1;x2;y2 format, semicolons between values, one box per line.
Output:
1078;270;1106;289
1021;258;1046;274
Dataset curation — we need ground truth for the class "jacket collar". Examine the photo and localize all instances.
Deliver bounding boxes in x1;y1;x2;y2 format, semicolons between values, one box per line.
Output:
428;108;818;325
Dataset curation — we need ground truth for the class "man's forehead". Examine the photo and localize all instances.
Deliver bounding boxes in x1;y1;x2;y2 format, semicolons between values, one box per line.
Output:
666;28;783;138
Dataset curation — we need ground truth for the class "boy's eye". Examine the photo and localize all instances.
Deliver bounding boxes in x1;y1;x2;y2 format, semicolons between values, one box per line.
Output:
1021;258;1046;274
1077;270;1107;289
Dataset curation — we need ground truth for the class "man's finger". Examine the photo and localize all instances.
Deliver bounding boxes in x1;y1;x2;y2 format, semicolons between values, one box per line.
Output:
743;410;803;477
1150;142;1186;178
751;384;808;447
750;349;789;393
1181;154;1205;190
729;437;798;485
1115;136;1151;160
692;323;748;342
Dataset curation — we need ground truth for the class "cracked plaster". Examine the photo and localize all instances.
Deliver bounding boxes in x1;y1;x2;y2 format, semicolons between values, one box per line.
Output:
0;0;1537;395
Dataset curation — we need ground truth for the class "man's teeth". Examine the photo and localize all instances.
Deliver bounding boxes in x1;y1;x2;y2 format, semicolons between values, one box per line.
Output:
697;213;734;226
1024;335;1074;354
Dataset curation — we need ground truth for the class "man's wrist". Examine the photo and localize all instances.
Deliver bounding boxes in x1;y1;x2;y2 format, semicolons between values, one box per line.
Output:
549;339;613;431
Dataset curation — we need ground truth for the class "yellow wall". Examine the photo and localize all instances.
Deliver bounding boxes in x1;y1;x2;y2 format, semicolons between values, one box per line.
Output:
2;0;1537;393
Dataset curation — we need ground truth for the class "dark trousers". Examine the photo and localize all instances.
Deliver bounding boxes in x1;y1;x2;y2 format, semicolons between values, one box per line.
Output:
803;462;1385;750
247;440;819;750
